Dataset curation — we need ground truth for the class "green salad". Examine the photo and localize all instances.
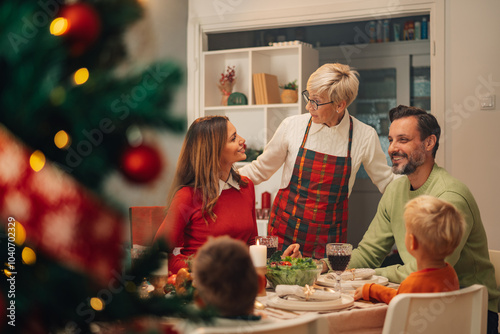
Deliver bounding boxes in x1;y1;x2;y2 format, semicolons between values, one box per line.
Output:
265;251;321;288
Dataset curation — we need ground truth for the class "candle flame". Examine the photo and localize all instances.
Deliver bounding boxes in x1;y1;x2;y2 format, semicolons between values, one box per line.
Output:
256;240;260;246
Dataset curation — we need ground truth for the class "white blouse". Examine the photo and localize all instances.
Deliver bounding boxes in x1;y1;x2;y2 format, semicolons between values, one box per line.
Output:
239;111;397;196
218;173;240;196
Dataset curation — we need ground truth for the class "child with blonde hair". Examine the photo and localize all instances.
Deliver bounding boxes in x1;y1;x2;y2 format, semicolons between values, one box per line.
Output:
354;195;465;303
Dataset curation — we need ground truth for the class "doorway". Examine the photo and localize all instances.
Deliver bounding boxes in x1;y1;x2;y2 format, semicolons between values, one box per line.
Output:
188;2;444;246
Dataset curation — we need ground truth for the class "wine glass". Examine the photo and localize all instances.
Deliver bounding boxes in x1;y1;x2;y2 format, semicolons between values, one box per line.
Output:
255;236;279;259
326;243;352;293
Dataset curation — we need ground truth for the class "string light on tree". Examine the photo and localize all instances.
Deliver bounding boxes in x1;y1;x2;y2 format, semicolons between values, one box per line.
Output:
90;297;104;311
22;247;36;265
73;68;89;85
14;221;26;245
49;17;69;36
29;150;46;172
54;130;71;149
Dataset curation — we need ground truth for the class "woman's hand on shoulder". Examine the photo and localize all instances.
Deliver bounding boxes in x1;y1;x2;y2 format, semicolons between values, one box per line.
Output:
282;243;302;258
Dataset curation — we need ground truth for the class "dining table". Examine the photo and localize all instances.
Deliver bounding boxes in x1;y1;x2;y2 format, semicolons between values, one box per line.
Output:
174;277;400;334
91;275;399;334
253;287;392;334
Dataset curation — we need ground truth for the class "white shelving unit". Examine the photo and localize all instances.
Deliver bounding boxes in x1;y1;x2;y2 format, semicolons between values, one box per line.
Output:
201;44;319;151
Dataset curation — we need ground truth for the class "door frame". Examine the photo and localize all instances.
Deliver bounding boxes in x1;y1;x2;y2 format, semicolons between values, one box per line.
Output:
187;0;445;165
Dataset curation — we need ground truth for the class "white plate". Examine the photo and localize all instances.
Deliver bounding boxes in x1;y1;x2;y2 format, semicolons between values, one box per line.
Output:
316;274;389;289
266;294;354;311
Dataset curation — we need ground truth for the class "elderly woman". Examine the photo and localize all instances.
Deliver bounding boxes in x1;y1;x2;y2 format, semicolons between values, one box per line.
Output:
154;116;299;274
240;63;396;259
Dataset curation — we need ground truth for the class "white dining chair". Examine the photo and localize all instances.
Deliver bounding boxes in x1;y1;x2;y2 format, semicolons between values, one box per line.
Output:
488;249;500;289
489;248;500;332
382;284;488;334
189;312;328;334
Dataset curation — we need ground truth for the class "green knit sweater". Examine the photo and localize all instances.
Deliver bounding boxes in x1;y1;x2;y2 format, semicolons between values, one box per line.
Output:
349;164;499;312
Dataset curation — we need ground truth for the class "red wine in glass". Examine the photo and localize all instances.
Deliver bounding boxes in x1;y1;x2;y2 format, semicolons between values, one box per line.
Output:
256;236;278;259
326;243;352;292
328;254;351;272
267;247;277;259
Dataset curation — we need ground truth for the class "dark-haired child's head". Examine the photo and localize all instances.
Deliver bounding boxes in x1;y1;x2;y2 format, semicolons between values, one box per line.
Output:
193;236;259;317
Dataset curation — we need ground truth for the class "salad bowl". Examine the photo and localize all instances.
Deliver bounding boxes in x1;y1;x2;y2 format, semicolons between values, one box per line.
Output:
265;252;322;289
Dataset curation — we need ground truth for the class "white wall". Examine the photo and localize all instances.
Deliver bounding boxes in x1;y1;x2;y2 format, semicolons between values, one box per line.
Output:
188;0;500;249
445;0;500;249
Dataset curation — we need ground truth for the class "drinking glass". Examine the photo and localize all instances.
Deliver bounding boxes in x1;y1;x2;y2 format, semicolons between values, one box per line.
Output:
255;236;279;259
149;252;169;296
326;243;352;293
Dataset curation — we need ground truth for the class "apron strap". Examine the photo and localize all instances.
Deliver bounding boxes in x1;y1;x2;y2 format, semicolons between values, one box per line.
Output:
300;117;313;148
347;116;353;158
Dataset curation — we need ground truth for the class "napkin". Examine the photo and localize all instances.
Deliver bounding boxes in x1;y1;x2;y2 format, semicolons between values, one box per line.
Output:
327;268;376;281
275;285;341;301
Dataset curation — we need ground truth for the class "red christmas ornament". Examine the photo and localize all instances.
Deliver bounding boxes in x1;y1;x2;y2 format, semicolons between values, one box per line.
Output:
120;144;163;184
59;3;101;55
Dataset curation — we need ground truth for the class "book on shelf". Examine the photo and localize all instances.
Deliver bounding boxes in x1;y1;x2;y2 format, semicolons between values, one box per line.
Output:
252;73;263;104
253;73;281;104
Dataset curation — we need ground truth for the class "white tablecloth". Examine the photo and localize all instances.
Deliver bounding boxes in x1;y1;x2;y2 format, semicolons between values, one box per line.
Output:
257;290;389;334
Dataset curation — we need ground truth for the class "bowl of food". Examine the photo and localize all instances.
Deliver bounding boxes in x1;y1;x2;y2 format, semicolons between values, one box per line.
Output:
265;253;322;289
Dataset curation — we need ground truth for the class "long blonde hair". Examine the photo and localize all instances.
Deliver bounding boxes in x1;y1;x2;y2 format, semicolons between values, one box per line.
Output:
167;116;247;221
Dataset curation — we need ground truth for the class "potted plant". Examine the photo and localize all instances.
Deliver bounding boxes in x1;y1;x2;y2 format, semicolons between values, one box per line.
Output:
280;79;298;103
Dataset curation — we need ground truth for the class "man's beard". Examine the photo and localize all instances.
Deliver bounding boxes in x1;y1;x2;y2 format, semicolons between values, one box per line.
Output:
391;144;426;175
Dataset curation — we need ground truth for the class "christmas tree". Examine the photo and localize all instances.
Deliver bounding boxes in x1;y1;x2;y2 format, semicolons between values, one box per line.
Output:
0;1;204;333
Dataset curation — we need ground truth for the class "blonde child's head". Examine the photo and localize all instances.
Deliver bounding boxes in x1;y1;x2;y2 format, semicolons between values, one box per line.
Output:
404;195;465;260
193;236;259;317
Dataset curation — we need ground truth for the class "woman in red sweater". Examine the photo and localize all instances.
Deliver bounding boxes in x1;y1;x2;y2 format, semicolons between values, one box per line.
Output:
153;115;258;273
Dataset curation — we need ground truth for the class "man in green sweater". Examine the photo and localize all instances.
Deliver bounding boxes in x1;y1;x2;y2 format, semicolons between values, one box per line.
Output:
348;105;499;333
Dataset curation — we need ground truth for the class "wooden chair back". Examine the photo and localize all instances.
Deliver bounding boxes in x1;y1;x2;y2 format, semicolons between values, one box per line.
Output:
129;206;166;246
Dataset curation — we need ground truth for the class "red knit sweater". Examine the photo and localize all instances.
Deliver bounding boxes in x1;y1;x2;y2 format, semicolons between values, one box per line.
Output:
362;263;460;304
155;177;258;274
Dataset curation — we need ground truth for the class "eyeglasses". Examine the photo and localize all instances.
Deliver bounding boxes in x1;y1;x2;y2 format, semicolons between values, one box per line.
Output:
302;90;334;111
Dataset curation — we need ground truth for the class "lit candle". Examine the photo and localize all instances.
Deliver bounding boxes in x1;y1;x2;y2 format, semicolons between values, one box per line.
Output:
261;192;271;210
249;241;267;267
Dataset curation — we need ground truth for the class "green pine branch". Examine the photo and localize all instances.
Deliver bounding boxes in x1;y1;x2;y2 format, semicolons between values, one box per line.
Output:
0;0;185;192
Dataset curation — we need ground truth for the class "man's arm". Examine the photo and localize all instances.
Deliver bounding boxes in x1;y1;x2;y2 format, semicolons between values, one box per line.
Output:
374;261;418;283
348;194;395;269
319;197;395;275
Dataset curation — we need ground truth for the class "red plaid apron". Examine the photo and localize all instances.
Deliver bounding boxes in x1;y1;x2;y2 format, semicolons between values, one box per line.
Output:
268;116;353;259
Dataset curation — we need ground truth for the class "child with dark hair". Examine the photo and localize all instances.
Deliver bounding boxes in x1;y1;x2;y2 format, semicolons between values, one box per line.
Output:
193;236;264;318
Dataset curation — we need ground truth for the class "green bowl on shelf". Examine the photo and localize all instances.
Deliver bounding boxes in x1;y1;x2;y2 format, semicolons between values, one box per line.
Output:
227;92;248;105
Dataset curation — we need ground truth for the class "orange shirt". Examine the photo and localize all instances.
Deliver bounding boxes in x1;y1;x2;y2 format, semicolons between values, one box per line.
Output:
361;263;460;304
